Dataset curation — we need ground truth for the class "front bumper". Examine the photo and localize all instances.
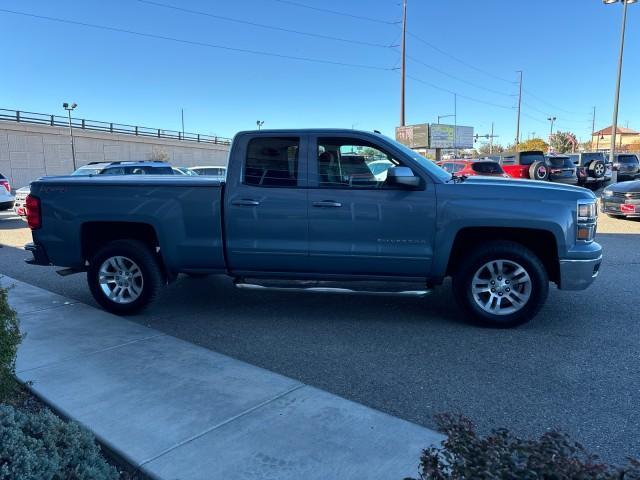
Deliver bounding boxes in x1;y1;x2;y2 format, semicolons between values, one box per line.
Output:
24;242;51;266
558;253;602;291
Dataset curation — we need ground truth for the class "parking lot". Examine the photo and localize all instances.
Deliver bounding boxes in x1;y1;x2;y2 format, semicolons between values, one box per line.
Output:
1;208;639;464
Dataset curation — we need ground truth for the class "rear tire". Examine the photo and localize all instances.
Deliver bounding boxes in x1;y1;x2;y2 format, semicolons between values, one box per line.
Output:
87;239;164;315
452;241;549;328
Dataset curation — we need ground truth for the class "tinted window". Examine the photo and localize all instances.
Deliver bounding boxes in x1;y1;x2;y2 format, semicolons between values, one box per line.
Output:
316;138;401;188
472;162;503;174
501;155;516;165
520;152;545;166
244;137;299;187
582;153;605;163
618;155;638;165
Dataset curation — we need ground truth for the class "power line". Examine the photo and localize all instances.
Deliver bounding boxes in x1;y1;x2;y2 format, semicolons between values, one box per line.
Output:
522;89;587;116
407;31;515;85
132;0;394;49
406;74;515;111
269;0;400;25
0;8;393;71
407;54;515;98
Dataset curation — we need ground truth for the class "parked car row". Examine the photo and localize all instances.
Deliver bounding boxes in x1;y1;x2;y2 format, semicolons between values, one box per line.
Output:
437;151;634;190
3;161;228;219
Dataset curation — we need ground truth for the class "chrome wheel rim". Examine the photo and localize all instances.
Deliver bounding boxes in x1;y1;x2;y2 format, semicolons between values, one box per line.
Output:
98;256;143;304
595;164;604;176
471;259;532;316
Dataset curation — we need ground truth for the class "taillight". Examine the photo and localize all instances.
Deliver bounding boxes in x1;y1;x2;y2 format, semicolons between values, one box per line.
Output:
1;180;10;192
25;195;41;230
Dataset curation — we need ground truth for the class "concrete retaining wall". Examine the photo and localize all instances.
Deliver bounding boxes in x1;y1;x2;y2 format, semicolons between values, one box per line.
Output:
0;121;230;188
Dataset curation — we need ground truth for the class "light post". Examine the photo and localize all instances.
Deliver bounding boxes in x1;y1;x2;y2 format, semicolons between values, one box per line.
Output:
547;116;556;152
603;0;636;163
62;102;77;170
436;114;455;124
256;120;264;130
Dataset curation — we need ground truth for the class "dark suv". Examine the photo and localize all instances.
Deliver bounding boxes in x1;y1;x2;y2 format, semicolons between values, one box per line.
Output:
565;153;612;189
544;155;579;185
612;153;640;182
72;161;174;176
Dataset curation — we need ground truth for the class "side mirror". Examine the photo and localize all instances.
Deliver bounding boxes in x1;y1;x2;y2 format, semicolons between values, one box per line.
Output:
386;166;420;188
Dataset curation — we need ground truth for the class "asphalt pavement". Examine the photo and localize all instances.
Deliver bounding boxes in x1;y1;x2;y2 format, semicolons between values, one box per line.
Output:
1;209;640;464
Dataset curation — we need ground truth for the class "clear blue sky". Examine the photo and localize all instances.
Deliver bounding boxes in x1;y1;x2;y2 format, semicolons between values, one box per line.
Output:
2;0;638;146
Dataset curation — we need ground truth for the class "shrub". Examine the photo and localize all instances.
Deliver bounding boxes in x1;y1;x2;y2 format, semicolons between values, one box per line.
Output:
0;285;22;402
406;413;640;480
0;404;119;480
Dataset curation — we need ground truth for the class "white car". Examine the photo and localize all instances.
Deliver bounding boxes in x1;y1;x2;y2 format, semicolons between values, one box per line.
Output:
0;173;15;211
13;185;30;219
188;166;227;180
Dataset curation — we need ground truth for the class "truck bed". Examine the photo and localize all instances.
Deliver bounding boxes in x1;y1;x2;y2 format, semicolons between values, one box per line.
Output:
30;175;226;273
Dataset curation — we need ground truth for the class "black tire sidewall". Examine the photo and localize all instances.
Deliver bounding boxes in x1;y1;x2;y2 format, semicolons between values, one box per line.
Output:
453;242;549;328
87;240;163;315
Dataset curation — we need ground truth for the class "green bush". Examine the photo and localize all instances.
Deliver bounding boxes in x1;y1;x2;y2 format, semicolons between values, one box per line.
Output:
406;413;640;480
0;285;22;402
0;404;119;480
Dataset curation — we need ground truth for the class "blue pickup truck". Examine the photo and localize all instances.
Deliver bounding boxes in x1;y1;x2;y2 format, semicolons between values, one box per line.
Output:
24;129;602;328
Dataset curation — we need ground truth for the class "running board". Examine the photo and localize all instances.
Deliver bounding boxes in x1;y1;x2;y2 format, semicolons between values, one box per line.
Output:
234;280;432;298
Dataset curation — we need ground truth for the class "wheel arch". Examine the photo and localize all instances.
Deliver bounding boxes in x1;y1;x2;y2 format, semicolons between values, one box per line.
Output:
445;227;560;284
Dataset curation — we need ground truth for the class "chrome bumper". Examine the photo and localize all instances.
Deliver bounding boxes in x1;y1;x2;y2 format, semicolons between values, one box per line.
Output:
558;255;602;291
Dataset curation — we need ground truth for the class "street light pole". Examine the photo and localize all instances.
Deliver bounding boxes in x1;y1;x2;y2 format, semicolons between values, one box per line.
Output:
605;0;636;162
515;70;523;147
62;102;77;170
399;0;407;127
547;116;556;153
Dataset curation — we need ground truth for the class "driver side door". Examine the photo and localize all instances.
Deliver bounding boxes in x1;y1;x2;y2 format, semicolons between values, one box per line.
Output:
307;135;436;277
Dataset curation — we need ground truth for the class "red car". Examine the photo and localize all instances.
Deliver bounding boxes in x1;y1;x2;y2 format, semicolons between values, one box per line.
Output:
437;159;511;178
497;151;549;181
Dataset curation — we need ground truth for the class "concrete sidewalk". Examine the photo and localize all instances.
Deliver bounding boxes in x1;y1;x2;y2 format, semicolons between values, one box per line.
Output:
2;275;443;480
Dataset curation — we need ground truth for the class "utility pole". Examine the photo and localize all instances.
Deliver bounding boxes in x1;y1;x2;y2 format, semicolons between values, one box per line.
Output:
399;0;407;127
453;93;457;156
515;70;523;147
490;122;494;154
607;0;634;163
591;106;596;149
181;108;185;138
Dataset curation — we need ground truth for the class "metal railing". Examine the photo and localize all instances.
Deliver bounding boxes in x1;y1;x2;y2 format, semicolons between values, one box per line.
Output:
0;108;231;145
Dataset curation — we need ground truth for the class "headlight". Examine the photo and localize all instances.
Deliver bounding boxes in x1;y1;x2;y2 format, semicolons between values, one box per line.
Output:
576;200;597;243
602;189;613;198
577;202;597;221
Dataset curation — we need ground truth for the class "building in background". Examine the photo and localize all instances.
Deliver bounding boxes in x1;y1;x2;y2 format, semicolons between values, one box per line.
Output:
591;126;640;152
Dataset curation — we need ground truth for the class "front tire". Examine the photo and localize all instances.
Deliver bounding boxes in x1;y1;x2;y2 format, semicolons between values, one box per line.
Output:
87;239;164;315
452;241;549;328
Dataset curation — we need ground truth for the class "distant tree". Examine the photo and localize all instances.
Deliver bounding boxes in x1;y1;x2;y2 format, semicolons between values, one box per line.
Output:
150;147;170;162
580;141;593;152
477;142;505;156
516;138;548;152
549;131;578;153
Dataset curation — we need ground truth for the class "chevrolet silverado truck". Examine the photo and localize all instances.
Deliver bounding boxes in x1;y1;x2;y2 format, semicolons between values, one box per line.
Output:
24;129;602;328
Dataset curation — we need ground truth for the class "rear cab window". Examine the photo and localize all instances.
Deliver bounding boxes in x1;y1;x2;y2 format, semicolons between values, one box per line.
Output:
472;162;503;174
244;137;300;187
519;152;545;166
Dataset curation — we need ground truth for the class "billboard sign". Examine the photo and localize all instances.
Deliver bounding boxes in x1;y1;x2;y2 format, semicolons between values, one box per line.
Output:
395;123;429;149
429;124;474;148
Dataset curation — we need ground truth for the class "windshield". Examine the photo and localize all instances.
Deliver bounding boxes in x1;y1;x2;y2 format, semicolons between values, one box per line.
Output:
380;135;452;182
72;167;103;176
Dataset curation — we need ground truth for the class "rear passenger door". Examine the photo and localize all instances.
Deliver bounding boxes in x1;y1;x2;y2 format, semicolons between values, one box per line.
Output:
224;135;309;273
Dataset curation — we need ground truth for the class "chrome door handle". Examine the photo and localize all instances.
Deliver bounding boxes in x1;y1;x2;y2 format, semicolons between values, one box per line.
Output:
232;199;260;206
312;200;342;208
